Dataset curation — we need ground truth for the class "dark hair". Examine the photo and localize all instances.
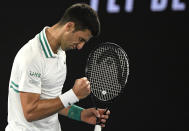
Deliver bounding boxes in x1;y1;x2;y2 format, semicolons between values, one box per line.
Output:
58;3;100;37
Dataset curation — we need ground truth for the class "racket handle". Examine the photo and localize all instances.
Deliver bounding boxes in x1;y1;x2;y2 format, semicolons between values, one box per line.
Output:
94;125;101;131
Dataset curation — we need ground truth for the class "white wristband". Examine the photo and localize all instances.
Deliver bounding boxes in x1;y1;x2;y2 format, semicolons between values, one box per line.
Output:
59;89;79;108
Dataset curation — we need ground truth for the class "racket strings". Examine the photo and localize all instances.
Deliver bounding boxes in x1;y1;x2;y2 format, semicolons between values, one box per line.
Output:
86;44;129;101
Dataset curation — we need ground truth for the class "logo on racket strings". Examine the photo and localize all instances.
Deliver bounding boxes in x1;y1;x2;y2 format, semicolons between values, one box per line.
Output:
102;90;107;95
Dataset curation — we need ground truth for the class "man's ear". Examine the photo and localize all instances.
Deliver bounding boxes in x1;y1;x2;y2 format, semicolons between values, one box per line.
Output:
65;22;75;32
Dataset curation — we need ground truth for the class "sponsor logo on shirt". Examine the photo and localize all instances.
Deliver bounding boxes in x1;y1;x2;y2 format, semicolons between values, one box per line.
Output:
29;71;41;78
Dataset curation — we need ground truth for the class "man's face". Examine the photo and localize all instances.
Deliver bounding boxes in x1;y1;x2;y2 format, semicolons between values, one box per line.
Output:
60;24;92;51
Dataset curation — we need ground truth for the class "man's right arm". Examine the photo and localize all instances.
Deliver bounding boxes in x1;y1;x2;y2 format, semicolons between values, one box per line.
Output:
20;92;63;122
20;77;90;122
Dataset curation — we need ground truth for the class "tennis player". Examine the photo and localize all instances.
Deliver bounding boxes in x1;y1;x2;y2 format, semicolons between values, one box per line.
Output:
5;3;110;131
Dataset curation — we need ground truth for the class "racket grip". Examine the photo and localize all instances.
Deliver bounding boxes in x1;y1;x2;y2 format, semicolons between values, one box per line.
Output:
94;125;101;131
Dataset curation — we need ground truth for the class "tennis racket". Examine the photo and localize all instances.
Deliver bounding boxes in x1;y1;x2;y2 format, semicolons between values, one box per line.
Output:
85;42;129;131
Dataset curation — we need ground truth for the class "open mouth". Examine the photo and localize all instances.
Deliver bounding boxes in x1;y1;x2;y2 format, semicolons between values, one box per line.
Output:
72;44;77;49
71;46;75;49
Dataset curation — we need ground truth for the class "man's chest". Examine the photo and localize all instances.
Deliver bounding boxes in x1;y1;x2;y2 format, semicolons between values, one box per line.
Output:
41;55;67;92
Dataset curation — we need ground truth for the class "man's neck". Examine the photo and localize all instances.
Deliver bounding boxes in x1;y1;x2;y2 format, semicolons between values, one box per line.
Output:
45;24;63;54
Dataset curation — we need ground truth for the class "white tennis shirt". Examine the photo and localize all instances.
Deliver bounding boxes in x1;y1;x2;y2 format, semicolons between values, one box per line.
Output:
6;27;67;131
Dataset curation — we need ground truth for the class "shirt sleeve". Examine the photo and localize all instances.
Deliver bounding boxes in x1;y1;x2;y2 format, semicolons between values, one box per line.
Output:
18;57;43;94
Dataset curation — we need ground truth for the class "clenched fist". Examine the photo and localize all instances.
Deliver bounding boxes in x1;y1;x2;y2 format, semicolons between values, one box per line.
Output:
72;77;91;100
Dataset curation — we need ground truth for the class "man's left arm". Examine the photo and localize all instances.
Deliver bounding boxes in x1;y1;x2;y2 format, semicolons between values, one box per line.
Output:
58;105;110;127
58;106;70;116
